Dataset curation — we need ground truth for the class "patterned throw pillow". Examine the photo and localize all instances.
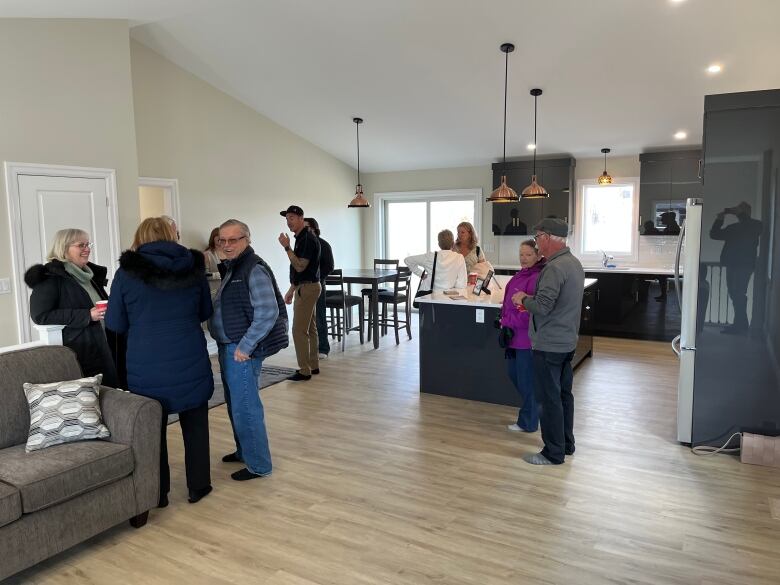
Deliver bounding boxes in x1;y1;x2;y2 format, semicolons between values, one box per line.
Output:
23;375;110;452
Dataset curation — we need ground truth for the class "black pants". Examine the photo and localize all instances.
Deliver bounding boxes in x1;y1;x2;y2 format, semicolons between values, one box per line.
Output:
159;403;211;497
725;266;753;330
532;350;575;464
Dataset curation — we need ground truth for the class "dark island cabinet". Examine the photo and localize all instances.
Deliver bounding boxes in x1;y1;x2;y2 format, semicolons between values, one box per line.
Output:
491;157;575;236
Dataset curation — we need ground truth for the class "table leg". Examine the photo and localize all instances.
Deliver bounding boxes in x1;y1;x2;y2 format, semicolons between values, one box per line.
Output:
372;282;380;349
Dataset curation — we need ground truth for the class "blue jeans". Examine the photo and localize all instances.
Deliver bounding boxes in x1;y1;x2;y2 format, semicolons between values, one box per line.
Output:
505;348;539;432
217;343;272;475
532;350;575;464
316;283;330;355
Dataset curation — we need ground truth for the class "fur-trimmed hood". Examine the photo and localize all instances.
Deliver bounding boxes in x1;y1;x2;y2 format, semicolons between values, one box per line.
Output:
119;241;206;290
24;259;108;289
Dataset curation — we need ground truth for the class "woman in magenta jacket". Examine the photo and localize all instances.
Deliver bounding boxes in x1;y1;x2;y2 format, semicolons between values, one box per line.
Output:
500;239;545;432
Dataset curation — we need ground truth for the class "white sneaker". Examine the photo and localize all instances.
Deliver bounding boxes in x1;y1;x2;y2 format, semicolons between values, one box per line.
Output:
506;424;522;432
318;353;328;359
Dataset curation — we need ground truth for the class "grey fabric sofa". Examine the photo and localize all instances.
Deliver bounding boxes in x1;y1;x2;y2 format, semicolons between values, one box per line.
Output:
0;345;161;581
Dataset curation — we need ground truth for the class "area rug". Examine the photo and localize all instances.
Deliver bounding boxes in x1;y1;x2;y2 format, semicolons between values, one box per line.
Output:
167;365;296;424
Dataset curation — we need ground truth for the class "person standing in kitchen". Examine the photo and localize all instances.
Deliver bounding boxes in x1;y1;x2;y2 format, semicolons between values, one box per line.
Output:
404;229;467;292
709;201;762;334
512;218;584;465
454;221;489;274
304;217;334;359
279;205;321;381
500;239;545;433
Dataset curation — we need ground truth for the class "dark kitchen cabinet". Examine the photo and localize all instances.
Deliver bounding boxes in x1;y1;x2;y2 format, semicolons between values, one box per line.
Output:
639;149;702;236
491;157;575;236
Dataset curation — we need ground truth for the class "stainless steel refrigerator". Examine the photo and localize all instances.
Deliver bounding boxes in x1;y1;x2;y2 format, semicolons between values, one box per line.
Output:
675;89;780;446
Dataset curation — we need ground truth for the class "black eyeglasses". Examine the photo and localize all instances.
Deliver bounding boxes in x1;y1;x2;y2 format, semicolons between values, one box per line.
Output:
217;236;246;246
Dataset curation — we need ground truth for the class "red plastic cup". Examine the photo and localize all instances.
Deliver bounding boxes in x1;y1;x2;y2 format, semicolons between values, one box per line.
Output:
467;272;478;286
95;300;108;311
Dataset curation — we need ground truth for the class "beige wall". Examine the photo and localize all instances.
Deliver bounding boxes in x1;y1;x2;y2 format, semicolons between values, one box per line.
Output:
138;185;166;219
130;41;361;288
0;19;139;345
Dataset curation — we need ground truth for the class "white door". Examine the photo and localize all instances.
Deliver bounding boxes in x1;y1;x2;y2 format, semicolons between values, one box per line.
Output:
15;174;115;342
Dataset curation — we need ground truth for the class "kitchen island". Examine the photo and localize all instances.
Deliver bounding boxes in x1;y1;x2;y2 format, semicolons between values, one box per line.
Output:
416;277;597;407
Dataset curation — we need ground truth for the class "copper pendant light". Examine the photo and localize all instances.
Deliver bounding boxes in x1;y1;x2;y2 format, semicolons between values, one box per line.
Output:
597;148;613;185
348;117;370;208
487;43;519;203
521;88;549;199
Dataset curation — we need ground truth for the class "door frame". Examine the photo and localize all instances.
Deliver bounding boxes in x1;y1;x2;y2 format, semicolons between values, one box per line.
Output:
4;162;121;343
138;176;181;228
373;188;483;258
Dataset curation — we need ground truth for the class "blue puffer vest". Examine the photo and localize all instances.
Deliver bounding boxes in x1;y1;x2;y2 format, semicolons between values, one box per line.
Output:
218;246;288;358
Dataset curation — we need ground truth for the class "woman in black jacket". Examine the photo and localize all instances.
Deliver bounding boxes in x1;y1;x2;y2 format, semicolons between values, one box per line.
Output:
24;228;120;388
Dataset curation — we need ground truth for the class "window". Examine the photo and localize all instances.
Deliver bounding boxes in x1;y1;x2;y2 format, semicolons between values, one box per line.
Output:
576;179;639;262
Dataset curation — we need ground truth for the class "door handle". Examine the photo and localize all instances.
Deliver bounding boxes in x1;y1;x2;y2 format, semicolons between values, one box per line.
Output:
697;159;703;181
671;335;681;356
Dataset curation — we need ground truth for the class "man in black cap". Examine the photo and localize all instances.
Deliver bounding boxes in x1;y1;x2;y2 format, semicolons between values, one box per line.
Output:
511;218;584;465
278;205;321;381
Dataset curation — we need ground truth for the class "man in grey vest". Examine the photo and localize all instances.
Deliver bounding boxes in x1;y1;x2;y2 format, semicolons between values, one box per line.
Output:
512;218;584;465
209;219;288;480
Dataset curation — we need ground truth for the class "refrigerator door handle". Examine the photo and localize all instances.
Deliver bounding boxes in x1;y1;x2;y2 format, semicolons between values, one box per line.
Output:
674;221;686;314
672;334;681;357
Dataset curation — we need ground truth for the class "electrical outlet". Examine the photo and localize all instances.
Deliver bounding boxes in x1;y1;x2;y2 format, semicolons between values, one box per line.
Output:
475;309;484;323
0;278;10;294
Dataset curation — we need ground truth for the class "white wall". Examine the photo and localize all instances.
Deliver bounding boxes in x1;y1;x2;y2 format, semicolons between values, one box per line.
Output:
130;40;361;288
0;19;139;346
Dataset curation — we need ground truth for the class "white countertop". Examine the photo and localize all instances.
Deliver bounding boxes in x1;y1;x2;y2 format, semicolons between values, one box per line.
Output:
416;277;598;308
493;264;675;276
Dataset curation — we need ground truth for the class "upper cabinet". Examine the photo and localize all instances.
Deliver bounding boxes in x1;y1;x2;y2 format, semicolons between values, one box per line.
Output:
491;157;575;236
638;149;702;236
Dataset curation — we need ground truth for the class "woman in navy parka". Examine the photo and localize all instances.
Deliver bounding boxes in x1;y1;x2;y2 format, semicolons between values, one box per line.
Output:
106;217;214;507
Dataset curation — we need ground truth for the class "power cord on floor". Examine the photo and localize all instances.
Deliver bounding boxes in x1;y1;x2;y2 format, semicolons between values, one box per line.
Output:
691;432;742;456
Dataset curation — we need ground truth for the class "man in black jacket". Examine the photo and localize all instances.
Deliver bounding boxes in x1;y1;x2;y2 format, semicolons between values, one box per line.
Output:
305;217;335;358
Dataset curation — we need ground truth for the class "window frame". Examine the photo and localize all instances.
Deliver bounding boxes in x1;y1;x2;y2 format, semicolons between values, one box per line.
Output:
575;177;640;265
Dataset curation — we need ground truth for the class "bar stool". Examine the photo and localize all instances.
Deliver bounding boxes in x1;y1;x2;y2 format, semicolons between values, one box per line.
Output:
324;269;364;350
368;267;413;344
361;258;399;338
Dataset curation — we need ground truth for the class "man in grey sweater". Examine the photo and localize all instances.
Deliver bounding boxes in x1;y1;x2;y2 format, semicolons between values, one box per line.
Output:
511;218;584;465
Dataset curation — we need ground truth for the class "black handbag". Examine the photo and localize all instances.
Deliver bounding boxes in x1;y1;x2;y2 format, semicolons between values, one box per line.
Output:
412;252;438;308
498;326;514;349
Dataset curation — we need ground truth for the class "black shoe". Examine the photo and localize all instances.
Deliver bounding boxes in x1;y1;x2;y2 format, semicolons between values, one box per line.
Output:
231;467;271;481
311;368;320;375
565;446;575;456
158;493;169;508
188;485;212;504
287;371;311;381
222;452;242;463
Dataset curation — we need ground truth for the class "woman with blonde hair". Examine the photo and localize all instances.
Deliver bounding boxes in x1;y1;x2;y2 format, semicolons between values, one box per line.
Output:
106;217;214;506
454;221;490;274
24;228;120;386
203;226;225;298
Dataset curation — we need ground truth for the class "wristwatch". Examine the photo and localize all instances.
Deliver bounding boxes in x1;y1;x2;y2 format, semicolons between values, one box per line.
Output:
284;245;291;252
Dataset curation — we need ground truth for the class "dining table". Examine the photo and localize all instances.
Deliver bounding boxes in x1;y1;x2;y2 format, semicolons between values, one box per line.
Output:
340;268;400;349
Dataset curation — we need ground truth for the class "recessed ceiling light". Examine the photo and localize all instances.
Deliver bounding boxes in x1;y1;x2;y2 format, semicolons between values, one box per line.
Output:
674;131;687;140
527;143;536;150
669;0;686;3
707;64;722;74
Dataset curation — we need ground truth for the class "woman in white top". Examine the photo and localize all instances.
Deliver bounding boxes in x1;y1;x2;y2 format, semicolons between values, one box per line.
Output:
454;221;490;275
404;229;467;291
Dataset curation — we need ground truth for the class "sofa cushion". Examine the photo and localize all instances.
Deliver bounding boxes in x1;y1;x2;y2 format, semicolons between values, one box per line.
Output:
0;346;83;449
23;375;110;452
0;441;133;513
0;481;22;528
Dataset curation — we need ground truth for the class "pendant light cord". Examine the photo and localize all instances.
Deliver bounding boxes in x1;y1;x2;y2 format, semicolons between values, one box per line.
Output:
604;150;607;173
532;94;538;174
503;50;508;164
356;121;361;186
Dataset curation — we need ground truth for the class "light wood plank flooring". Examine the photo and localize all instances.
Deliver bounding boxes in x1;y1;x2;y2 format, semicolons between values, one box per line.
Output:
9;329;780;585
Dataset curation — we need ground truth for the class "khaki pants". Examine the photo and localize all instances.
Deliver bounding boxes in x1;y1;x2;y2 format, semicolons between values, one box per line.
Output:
292;282;321;376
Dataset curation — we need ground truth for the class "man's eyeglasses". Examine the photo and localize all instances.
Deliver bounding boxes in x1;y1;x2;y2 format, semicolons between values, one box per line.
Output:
217;236;246;246
533;232;549;241
70;242;94;250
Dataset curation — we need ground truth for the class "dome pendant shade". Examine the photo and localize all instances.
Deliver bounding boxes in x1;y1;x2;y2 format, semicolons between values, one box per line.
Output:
348;184;370;208
521;88;549;199
597;148;613;184
487;43;519;203
488;175;519;203
348;117;370;208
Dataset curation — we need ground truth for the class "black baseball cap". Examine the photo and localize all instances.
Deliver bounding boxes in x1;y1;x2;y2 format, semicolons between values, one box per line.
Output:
280;205;304;217
533;217;569;237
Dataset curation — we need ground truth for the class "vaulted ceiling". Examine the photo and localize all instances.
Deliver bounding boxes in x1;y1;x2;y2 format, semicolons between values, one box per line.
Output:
4;0;780;171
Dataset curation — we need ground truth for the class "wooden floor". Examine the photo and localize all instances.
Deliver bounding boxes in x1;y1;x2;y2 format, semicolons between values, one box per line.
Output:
10;327;780;585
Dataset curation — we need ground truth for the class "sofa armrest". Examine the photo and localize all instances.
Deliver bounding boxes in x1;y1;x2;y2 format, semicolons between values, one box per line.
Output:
100;387;161;515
